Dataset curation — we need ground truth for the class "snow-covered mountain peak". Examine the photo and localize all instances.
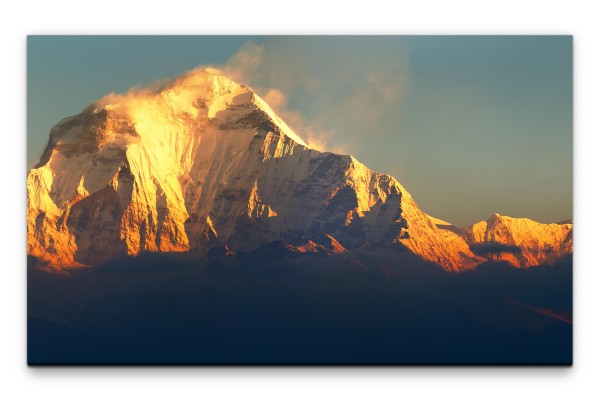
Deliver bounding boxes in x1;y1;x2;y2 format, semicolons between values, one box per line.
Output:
460;213;572;268
93;68;308;148
26;69;571;272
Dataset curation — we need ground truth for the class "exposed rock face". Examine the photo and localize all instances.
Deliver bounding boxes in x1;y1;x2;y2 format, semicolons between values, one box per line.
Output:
458;214;573;268
27;69;571;271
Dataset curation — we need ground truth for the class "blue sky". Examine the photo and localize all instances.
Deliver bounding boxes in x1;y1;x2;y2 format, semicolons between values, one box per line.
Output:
27;36;572;226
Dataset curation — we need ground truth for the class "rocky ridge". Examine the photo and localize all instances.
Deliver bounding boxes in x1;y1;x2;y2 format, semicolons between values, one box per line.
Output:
27;69;572;271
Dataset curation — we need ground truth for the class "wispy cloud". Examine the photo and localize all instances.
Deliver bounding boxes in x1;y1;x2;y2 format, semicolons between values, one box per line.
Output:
92;39;410;156
221;42;264;83
508;300;572;325
214;39;410;155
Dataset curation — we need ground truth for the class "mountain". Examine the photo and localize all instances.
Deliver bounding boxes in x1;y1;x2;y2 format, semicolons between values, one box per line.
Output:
27;69;572;271
458;214;573;268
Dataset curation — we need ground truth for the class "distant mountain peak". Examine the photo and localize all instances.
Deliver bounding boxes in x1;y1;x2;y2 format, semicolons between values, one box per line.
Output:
461;214;572;268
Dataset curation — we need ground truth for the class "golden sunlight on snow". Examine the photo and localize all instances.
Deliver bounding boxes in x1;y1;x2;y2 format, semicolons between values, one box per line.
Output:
27;69;572;271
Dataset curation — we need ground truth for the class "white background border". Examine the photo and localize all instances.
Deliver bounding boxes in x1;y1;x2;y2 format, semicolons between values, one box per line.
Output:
1;1;598;400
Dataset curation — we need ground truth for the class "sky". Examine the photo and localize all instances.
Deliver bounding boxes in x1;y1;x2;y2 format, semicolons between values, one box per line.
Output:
27;36;572;226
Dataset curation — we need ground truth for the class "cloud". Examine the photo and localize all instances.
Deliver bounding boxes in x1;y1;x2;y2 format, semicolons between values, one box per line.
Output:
507;300;572;325
221;42;264;84
262;88;287;109
368;71;405;104
90;39;410;157
255;87;348;153
91;43;265;109
215;40;410;155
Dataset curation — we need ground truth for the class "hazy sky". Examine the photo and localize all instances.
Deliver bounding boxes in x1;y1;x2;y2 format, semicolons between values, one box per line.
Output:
27;36;572;226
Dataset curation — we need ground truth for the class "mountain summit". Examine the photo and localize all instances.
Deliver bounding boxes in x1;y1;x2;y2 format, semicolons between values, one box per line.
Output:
27;69;572;271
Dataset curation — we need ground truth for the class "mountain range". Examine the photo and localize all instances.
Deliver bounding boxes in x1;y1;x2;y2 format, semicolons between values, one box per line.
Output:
26;69;573;271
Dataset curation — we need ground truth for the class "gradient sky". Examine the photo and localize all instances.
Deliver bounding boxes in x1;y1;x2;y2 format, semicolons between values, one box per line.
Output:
27;36;572;226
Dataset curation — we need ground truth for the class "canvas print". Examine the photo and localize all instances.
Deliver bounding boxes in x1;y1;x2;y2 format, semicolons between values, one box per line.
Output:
27;36;573;365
